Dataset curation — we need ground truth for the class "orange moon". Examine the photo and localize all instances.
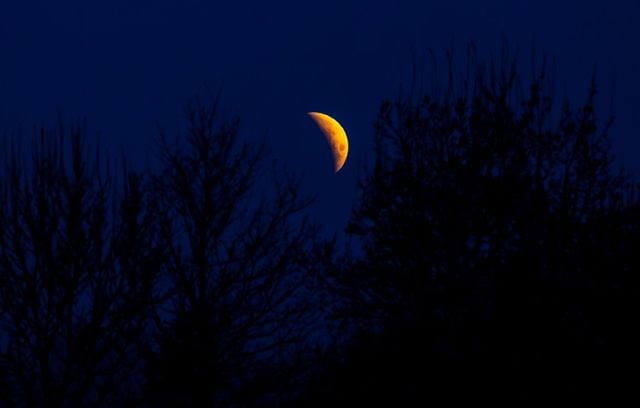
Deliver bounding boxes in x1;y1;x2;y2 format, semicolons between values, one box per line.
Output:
307;112;349;173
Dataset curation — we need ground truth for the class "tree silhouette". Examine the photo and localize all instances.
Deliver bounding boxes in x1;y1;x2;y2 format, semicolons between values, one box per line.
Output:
0;97;324;407
309;44;640;404
0;127;164;406
2;42;639;406
141;96;320;407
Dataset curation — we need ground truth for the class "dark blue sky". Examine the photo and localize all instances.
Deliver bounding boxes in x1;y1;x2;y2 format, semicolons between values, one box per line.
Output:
1;0;638;237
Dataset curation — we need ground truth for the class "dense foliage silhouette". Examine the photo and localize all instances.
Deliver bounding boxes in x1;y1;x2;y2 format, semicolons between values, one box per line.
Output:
298;45;640;405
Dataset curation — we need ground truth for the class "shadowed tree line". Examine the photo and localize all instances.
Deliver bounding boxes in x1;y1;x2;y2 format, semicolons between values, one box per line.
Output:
1;42;640;406
296;44;640;405
0;99;321;407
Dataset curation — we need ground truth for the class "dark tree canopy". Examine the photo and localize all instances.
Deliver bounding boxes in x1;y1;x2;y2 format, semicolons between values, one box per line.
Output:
308;45;640;404
0;98;322;407
0;128;164;406
2;42;640;407
143;96;320;407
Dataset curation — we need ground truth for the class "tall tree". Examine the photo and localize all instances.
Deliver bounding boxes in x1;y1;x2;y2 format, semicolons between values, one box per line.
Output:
0;127;164;407
143;96;320;407
318;44;640;403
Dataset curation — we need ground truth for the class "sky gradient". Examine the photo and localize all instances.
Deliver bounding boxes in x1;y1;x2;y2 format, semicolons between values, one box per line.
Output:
1;0;638;236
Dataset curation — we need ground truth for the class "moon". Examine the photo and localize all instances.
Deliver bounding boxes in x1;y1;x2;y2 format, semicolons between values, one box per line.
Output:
307;112;349;173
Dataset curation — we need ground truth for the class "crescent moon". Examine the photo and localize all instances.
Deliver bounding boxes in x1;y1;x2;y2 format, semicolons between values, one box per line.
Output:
307;112;349;173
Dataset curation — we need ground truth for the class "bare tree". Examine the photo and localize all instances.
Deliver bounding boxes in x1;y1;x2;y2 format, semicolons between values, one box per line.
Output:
0;126;164;407
143;95;320;407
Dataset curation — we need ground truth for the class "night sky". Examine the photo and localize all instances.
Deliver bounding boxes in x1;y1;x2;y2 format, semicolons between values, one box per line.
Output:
1;0;638;237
